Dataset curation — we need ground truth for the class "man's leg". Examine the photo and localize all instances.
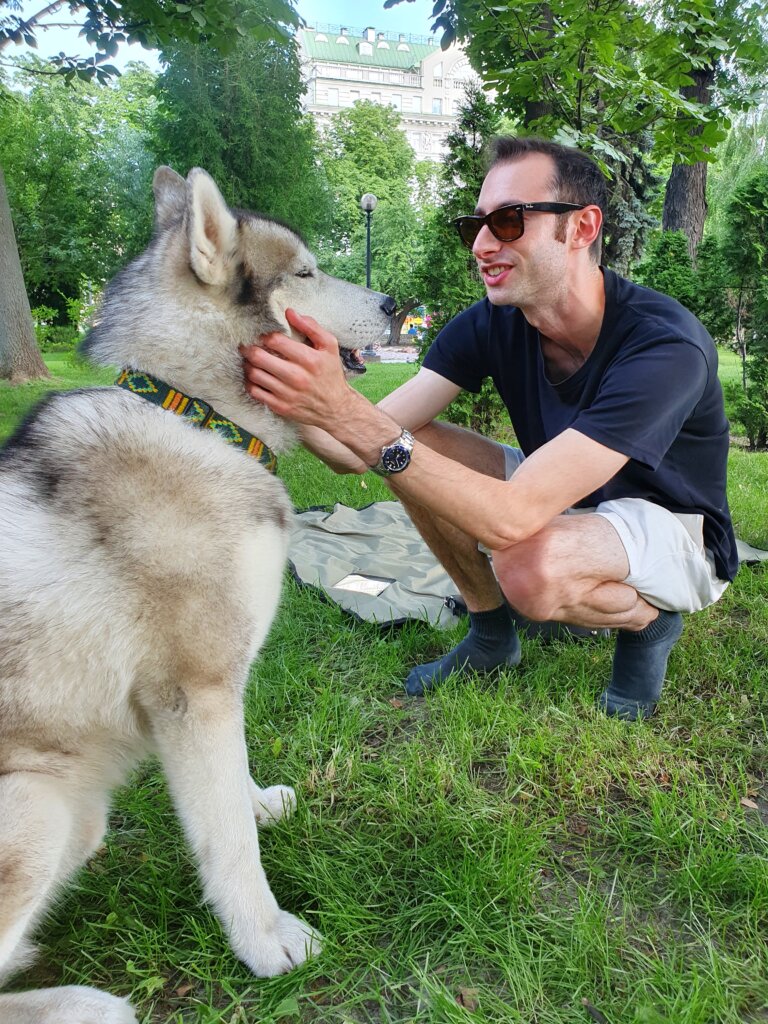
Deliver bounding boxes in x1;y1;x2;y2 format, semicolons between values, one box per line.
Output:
401;421;521;695
492;514;683;719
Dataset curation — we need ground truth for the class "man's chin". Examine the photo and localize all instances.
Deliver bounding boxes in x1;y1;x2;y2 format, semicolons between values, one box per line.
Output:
485;287;518;307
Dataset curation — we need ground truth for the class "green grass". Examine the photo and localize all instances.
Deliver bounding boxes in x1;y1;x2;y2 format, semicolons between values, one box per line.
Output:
3;356;767;1024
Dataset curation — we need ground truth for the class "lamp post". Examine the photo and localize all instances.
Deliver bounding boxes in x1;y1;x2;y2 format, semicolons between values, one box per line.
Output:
359;192;378;288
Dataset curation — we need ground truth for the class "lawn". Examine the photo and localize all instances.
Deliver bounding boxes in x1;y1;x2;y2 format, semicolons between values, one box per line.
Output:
2;354;767;1024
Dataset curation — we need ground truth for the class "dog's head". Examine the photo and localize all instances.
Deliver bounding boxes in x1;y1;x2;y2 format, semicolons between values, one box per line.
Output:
153;167;395;374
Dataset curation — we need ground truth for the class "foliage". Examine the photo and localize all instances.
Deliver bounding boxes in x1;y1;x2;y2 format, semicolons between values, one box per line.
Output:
388;0;768;263
724;357;768;449
0;0;298;84
411;83;508;434
691;235;736;346
720;164;768;381
707;110;768;240
0;62;157;318
316;101;421;304
152;33;330;243
633;231;697;309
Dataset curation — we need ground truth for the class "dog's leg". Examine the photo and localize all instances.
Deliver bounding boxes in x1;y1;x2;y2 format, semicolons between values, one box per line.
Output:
249;778;297;826
0;986;138;1024
0;773;75;983
150;686;320;976
0;775;138;1024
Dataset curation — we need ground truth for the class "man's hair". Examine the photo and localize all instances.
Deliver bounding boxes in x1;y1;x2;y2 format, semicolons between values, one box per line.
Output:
486;136;606;262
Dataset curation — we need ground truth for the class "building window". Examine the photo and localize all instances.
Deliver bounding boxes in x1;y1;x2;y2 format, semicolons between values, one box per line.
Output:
433;62;443;78
327;87;339;106
453;99;462;114
358;41;373;55
432;97;442;115
410;95;422;113
370;91;381;104
390;94;402;111
350;90;360;104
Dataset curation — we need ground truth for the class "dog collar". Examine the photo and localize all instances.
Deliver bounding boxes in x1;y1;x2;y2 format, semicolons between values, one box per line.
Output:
115;370;277;473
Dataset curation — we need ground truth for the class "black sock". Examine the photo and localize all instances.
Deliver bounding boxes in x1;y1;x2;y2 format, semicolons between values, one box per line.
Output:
405;604;521;696
599;610;684;720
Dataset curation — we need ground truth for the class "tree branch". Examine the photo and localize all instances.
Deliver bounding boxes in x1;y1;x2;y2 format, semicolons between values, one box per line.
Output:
0;1;81;52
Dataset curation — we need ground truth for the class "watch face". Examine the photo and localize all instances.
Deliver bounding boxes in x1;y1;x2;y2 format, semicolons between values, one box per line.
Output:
382;444;411;472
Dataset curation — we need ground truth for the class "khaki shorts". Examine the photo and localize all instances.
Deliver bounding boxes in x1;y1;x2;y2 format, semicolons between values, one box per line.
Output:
502;445;729;614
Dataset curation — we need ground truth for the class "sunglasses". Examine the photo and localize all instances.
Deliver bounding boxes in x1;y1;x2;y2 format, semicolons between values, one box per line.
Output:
453;202;587;249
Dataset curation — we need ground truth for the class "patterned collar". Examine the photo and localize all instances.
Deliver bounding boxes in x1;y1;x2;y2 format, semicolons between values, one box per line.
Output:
115;370;277;473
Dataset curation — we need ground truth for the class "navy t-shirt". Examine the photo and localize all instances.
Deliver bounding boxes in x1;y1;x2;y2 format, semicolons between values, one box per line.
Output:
423;268;738;581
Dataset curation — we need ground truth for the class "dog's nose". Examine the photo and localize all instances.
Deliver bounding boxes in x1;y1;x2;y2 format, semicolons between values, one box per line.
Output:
380;296;397;317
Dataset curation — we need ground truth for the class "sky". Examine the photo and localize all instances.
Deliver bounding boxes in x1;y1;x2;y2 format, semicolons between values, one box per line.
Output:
13;0;437;71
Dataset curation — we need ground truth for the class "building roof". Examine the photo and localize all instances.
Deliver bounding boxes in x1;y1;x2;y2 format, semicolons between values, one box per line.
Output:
297;25;440;70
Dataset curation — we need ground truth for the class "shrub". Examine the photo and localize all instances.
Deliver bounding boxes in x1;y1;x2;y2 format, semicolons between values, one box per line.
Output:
632;230;696;310
724;352;768;449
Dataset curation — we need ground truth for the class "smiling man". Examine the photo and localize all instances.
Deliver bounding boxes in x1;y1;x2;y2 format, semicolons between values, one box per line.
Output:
242;136;738;720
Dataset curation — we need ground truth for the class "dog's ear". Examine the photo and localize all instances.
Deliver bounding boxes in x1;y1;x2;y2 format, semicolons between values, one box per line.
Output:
152;166;187;231
186;168;238;287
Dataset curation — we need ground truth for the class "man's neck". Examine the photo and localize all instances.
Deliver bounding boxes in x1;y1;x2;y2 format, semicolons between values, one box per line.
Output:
523;264;606;357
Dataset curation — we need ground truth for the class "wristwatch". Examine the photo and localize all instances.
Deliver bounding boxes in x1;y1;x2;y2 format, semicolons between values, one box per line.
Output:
371;428;415;476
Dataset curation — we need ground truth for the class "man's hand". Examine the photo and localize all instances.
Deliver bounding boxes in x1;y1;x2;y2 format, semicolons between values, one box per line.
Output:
241;309;355;427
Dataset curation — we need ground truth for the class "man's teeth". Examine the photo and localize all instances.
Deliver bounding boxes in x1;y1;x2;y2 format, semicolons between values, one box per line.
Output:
487;267;506;277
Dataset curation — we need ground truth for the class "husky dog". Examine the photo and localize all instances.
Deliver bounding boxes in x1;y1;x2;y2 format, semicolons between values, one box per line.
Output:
0;167;395;1024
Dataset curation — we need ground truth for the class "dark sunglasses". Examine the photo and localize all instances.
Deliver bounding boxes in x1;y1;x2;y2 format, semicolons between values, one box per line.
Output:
453;202;587;249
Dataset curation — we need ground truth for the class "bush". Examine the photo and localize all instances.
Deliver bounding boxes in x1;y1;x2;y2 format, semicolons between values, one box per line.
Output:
632;231;696;310
724;352;768;449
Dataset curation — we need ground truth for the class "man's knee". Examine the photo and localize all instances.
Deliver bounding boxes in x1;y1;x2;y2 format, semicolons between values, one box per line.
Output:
492;532;573;620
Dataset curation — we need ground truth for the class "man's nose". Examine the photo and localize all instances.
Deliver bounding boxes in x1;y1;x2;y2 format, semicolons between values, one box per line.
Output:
472;223;502;258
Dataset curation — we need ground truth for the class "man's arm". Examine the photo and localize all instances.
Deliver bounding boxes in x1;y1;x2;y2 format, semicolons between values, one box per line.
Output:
282;367;461;474
243;311;629;549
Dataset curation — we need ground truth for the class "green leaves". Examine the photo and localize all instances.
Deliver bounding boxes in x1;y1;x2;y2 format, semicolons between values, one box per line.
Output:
0;0;300;79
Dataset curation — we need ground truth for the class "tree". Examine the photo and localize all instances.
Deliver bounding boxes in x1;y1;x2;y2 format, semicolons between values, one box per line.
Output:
0;0;297;81
0;62;157;320
411;83;504;433
0;167;49;381
317;101;422;321
0;0;298;381
658;0;768;258
152;35;329;242
387;0;768;262
720;165;768;392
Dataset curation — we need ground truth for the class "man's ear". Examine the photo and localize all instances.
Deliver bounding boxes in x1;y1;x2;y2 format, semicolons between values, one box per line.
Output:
186;168;239;286
152;166;186;231
572;205;603;253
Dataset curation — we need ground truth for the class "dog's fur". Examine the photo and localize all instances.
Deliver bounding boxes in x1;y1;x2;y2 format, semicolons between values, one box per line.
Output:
0;167;394;1023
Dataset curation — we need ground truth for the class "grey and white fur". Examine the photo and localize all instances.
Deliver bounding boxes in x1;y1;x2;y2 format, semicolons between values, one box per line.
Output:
0;167;394;1024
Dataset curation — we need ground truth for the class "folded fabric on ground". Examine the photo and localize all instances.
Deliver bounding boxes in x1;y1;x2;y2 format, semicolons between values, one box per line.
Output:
289;501;768;629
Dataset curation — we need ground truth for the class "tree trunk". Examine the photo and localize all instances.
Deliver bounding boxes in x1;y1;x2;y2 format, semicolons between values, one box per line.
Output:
661;68;714;261
388;298;421;345
0;166;49;383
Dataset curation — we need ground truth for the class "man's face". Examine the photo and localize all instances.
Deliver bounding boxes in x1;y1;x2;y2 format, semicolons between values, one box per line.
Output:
472;154;569;308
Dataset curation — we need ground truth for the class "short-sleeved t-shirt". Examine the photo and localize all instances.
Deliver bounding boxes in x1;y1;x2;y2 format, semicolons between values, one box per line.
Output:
423;268;738;582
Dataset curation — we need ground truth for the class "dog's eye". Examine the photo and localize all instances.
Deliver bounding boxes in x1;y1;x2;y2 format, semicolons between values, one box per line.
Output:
295;269;314;279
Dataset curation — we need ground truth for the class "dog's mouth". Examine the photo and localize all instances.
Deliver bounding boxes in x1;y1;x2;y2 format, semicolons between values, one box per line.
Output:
340;346;366;376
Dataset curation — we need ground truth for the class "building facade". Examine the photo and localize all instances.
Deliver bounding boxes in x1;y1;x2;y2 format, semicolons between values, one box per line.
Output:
296;24;479;162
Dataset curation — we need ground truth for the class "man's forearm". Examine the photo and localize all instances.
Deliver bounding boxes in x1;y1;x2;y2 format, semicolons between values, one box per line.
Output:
298;424;369;474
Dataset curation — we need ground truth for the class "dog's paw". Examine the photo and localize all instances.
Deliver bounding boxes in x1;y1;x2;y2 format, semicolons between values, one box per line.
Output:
234;911;321;977
250;783;296;825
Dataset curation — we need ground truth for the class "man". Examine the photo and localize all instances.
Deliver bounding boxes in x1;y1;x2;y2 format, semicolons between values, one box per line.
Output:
242;136;738;720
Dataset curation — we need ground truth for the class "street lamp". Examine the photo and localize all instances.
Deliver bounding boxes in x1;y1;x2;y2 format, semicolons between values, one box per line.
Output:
359;192;378;288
